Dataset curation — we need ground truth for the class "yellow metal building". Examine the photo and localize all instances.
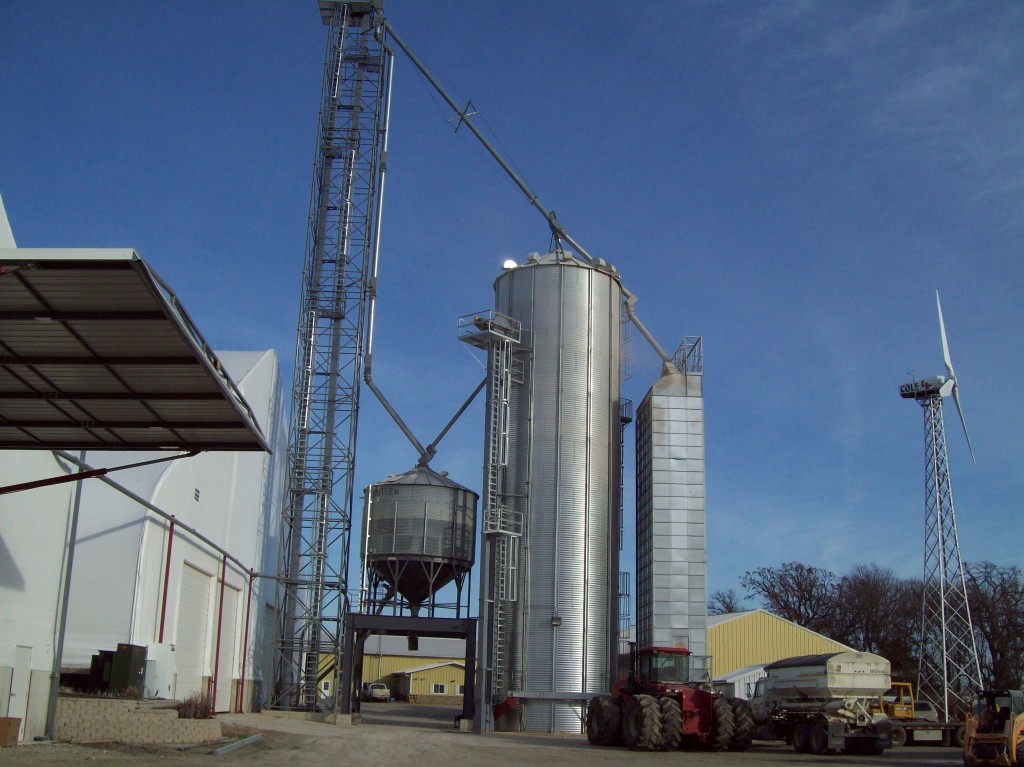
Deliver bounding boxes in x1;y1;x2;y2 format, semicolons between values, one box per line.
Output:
392;661;466;702
708;609;854;678
322;635;470;702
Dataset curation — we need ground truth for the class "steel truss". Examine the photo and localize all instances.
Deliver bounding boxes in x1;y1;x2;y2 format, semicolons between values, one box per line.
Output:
272;1;391;711
916;394;981;720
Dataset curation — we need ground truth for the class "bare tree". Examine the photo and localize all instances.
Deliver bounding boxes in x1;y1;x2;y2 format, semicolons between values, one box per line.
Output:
740;562;839;635
835;564;920;680
966;561;1024;688
708;588;746;615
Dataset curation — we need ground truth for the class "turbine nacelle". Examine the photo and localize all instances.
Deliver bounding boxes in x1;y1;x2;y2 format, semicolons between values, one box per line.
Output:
899;375;953;400
899;291;975;464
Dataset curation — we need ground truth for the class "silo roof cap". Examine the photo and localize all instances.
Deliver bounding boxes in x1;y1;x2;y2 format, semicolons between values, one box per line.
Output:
373;465;474;493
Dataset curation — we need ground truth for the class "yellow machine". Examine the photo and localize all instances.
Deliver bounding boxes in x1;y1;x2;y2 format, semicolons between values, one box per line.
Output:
874;682;963;747
963;690;1024;766
877;682;917;720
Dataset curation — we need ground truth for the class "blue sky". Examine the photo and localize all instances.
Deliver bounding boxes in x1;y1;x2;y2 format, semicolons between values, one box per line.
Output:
3;1;1022;607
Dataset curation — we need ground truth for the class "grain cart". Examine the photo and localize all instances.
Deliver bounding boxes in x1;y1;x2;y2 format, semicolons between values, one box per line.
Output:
586;646;754;752
962;689;1024;766
749;652;893;755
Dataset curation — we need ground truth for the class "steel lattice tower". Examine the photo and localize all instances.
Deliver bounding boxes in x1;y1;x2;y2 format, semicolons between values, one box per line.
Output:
915;393;981;720
272;0;391;711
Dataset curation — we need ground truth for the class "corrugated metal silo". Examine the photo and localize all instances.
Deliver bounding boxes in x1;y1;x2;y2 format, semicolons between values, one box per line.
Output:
486;250;622;731
362;466;477;612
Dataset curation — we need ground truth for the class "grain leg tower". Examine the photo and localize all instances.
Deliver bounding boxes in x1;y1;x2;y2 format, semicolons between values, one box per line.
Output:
471;250;623;732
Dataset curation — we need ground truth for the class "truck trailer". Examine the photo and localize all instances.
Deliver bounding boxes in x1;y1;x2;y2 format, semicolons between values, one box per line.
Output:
749;652;894;755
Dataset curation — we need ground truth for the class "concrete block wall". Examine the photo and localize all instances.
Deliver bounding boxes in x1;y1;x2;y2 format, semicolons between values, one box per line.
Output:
55;698;221;744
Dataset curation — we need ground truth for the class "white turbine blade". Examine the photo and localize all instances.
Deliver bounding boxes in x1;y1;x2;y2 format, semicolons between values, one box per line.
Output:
937;290;954;379
952;382;977;465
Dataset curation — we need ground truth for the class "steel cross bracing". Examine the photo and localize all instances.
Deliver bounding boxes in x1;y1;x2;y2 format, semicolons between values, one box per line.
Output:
916;394;981;720
272;1;391;711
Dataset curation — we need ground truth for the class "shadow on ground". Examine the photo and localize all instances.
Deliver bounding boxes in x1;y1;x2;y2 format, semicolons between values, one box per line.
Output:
357;703;464;730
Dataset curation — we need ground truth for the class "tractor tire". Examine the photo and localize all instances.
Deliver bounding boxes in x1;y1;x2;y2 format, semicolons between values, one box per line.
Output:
792;721;811;753
657;697;682;751
586;695;621;746
622;694;663;751
808;723;829;755
729;698;755;751
707;696;736;751
891;725;907;748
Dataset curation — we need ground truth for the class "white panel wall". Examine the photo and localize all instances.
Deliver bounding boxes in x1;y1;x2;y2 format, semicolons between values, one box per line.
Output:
0;348;287;730
0;451;75;737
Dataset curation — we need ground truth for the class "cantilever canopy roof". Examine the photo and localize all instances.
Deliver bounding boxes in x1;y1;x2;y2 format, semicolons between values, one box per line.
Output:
0;249;270;452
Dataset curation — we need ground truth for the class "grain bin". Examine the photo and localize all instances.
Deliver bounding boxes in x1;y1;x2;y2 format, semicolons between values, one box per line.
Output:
479;250;623;732
362;466;477;611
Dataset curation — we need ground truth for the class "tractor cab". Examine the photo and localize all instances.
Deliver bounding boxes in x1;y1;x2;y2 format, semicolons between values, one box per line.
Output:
640;647;691;686
614;646;694;696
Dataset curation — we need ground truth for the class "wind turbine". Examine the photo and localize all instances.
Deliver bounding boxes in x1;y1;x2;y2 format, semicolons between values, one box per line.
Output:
899;291;981;720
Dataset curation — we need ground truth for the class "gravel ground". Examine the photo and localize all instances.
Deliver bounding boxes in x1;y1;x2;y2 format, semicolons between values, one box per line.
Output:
1;704;965;767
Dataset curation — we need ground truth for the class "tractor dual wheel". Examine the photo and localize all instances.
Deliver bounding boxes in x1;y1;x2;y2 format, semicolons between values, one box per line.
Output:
707;696;736;751
623;694;663;751
729;698;755;751
657;696;682;751
586;695;621;746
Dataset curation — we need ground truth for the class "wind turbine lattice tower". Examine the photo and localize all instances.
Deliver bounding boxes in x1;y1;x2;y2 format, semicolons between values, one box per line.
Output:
899;291;981;720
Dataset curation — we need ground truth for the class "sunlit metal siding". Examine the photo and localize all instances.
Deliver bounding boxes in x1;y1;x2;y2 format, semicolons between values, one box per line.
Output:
396;662;467;698
495;251;622;732
707;609;854;678
636;371;707;661
363;466;477;606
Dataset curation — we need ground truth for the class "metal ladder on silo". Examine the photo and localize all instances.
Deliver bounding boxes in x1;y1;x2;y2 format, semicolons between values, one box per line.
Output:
457;310;523;700
485;337;523;692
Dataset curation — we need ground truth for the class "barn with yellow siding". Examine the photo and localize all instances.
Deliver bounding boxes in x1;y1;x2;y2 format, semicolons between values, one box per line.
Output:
707;609;854;678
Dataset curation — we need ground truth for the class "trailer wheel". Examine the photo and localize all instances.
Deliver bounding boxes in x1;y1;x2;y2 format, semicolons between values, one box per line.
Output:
586;695;621;746
729;699;755;751
623;694;662;751
792;721;811;753
707;696;736;751
657;697;682;751
808;723;829;755
891;726;907;748
952;725;965;748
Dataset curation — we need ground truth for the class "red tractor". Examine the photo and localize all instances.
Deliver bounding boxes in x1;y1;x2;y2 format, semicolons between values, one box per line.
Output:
586;646;754;752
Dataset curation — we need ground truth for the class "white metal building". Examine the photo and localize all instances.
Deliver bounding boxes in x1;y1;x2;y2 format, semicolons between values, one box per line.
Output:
0;350;286;739
0;208;290;743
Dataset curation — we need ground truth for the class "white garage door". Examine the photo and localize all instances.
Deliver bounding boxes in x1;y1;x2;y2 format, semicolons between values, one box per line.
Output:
213;585;239;712
176;564;212;699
